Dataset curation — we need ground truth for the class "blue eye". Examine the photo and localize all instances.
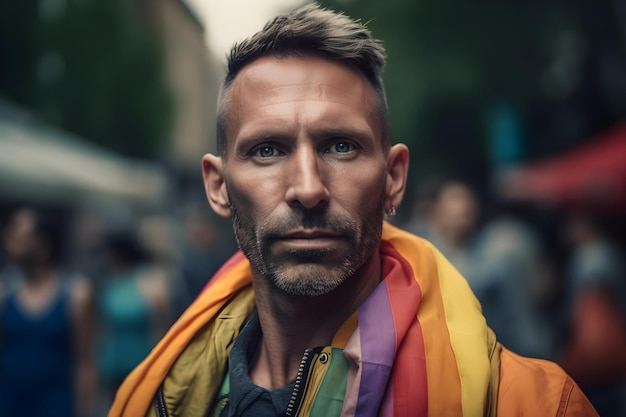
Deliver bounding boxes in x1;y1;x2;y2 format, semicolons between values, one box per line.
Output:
332;142;354;153
254;145;276;158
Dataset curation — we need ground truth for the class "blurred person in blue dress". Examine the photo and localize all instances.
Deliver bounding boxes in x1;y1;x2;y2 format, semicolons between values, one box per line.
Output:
0;206;95;417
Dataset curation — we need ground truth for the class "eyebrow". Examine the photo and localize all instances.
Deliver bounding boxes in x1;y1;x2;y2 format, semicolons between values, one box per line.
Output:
308;126;375;144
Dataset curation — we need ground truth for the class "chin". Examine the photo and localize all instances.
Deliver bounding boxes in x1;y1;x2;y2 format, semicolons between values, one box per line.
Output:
269;263;353;297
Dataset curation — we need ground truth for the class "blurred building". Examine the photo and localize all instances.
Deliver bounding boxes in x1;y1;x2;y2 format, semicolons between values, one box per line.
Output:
0;99;168;209
0;0;223;214
136;0;223;210
139;0;221;163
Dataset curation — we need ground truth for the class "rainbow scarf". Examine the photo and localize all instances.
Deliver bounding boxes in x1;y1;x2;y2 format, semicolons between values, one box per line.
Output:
109;222;494;417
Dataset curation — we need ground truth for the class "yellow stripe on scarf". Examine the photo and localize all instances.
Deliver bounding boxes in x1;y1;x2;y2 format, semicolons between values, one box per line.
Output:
433;249;490;416
382;222;490;416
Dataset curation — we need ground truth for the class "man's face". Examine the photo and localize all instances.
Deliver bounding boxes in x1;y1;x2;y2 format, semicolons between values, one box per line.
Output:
221;56;388;297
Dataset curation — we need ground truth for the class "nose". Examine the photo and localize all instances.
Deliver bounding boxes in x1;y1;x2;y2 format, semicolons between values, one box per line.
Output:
285;146;330;209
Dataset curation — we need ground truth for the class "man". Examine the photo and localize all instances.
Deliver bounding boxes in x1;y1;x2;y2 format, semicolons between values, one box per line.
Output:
109;4;597;416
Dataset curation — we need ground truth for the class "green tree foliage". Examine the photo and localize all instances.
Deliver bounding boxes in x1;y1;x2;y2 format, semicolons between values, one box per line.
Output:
0;0;172;158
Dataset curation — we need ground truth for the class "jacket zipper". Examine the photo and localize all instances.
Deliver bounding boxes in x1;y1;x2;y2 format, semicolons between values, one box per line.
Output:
285;349;309;417
155;385;169;417
285;347;323;417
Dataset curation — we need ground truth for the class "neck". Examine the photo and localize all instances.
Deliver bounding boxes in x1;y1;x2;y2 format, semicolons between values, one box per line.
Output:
250;253;382;389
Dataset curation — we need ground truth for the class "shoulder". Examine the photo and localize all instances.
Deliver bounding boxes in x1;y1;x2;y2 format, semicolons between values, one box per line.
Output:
0;266;23;298
64;274;93;313
496;347;598;416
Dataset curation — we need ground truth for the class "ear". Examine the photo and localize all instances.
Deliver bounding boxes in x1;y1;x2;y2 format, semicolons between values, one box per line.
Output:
202;153;231;218
384;144;409;214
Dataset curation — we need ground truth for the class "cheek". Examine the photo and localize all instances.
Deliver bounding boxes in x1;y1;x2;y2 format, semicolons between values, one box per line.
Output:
335;165;386;203
226;172;283;217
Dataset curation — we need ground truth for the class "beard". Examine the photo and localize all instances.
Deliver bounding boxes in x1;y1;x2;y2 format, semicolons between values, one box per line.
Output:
227;189;385;297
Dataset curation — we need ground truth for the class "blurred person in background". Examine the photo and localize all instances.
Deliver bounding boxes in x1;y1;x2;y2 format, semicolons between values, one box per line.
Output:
0;206;95;417
96;228;171;410
403;176;442;238
136;214;187;319
420;181;557;360
558;211;626;417
66;208;108;285
472;201;557;360
421;179;481;279
175;211;235;316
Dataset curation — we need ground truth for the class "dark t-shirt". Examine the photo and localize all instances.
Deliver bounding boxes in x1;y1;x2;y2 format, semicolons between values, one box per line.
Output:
218;311;295;417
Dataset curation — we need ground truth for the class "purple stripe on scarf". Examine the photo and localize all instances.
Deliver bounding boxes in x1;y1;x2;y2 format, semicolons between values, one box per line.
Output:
355;280;396;417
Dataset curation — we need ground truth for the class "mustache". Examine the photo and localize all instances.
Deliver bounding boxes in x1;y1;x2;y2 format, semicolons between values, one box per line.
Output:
259;208;356;239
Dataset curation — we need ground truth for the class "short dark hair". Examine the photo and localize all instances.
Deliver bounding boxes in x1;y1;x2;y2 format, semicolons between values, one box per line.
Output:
216;3;390;157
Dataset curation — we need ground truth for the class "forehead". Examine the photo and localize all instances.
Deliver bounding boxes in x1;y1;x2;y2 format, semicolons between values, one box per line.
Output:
231;55;375;102
225;56;379;136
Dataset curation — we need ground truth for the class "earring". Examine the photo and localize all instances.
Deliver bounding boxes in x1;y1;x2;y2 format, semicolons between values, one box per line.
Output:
385;206;396;218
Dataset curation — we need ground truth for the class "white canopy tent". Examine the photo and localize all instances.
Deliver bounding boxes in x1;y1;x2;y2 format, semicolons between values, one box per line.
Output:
0;116;168;205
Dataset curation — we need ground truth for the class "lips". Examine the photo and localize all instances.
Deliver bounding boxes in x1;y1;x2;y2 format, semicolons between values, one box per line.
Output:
280;229;342;239
270;230;344;250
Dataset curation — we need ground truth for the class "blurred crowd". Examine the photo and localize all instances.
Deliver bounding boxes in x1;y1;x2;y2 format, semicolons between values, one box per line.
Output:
0;204;236;417
401;177;626;417
0;181;625;416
